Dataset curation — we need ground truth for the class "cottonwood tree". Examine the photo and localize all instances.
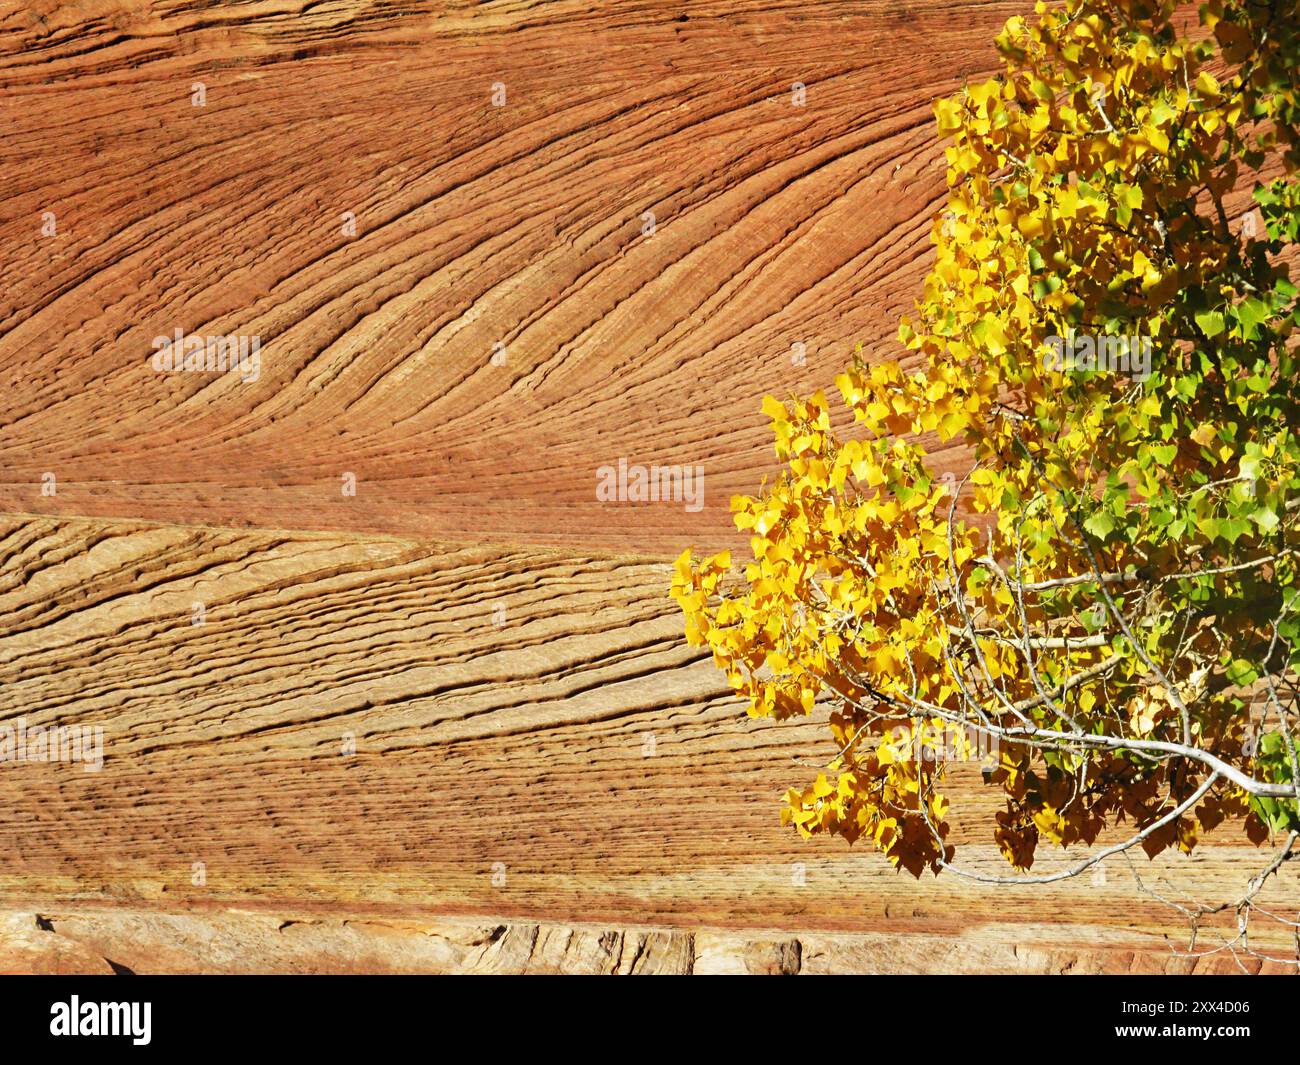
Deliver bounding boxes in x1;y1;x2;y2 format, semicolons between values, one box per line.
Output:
673;0;1300;966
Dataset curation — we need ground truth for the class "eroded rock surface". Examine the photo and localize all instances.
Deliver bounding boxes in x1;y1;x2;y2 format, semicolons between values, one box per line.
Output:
1;3;1295;973
6;907;1289;975
1;515;1295;973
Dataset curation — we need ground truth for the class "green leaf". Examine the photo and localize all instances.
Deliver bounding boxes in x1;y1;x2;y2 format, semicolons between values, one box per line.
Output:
1225;659;1260;687
1194;309;1225;337
1083;510;1116;538
1252;505;1279;533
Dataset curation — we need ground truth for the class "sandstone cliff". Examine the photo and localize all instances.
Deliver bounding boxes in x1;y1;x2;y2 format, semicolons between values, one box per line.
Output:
0;2;1294;973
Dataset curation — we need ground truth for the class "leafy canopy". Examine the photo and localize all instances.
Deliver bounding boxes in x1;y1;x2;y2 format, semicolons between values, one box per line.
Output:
672;0;1300;880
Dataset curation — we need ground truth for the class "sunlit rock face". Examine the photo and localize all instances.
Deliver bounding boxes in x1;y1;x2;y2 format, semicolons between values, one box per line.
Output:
1;2;1289;974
